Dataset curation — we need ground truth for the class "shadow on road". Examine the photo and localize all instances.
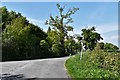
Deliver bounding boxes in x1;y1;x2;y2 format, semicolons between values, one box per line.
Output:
1;74;72;80
1;74;38;80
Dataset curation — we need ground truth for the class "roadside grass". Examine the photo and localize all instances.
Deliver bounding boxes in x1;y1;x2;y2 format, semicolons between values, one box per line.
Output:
65;50;120;79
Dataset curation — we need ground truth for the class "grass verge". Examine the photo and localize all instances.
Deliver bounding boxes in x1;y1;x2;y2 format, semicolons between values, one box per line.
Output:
65;50;120;79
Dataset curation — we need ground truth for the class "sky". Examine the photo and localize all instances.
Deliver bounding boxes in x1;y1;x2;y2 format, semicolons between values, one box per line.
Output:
1;2;119;47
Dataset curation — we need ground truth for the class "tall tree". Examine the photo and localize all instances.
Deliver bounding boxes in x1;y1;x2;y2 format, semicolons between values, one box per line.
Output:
45;4;79;56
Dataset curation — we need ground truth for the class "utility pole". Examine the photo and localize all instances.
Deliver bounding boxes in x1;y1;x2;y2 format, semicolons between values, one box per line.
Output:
80;41;83;60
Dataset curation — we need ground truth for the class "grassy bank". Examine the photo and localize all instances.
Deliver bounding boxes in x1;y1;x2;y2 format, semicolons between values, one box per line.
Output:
65;50;120;79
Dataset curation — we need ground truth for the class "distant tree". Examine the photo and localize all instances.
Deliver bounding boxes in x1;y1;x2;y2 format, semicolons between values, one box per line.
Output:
65;36;76;55
104;43;119;52
75;35;82;52
45;4;79;56
81;26;103;51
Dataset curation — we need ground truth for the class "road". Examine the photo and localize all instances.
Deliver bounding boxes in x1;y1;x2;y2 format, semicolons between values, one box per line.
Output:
0;57;70;79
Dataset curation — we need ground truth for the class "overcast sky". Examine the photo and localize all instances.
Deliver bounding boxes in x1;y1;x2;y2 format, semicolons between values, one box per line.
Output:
2;2;119;46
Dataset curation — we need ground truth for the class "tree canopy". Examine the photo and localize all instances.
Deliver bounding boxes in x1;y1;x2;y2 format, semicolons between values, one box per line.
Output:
45;4;79;56
81;26;103;51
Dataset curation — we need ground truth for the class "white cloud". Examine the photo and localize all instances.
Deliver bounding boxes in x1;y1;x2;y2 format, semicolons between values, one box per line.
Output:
26;18;48;32
96;24;118;34
102;35;119;46
96;24;118;46
104;35;118;40
110;35;119;39
68;28;82;36
27;18;45;25
68;23;118;36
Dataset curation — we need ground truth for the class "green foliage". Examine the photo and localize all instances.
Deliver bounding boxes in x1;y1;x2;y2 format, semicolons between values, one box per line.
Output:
65;50;120;78
95;42;119;52
46;28;62;57
104;43;119;52
1;7;50;61
65;36;81;55
0;6;9;31
1;5;79;61
81;26;103;51
2;5;119;64
95;42;104;50
45;4;79;56
90;50;120;75
51;44;62;56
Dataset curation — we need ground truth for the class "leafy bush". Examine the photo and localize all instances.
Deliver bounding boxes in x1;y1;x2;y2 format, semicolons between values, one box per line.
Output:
65;50;120;79
90;50;120;76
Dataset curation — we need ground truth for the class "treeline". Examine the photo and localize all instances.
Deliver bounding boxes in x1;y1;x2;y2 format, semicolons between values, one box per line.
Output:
1;4;119;61
1;7;52;61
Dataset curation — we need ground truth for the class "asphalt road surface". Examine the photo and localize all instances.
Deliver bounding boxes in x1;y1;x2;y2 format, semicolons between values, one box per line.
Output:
0;57;70;79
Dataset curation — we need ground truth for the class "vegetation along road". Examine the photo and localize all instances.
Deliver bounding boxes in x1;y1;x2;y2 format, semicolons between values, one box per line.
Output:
1;57;69;79
1;3;119;79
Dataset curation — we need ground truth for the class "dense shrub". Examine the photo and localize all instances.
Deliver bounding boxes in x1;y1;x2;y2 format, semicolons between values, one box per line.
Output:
90;50;120;76
65;50;120;79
